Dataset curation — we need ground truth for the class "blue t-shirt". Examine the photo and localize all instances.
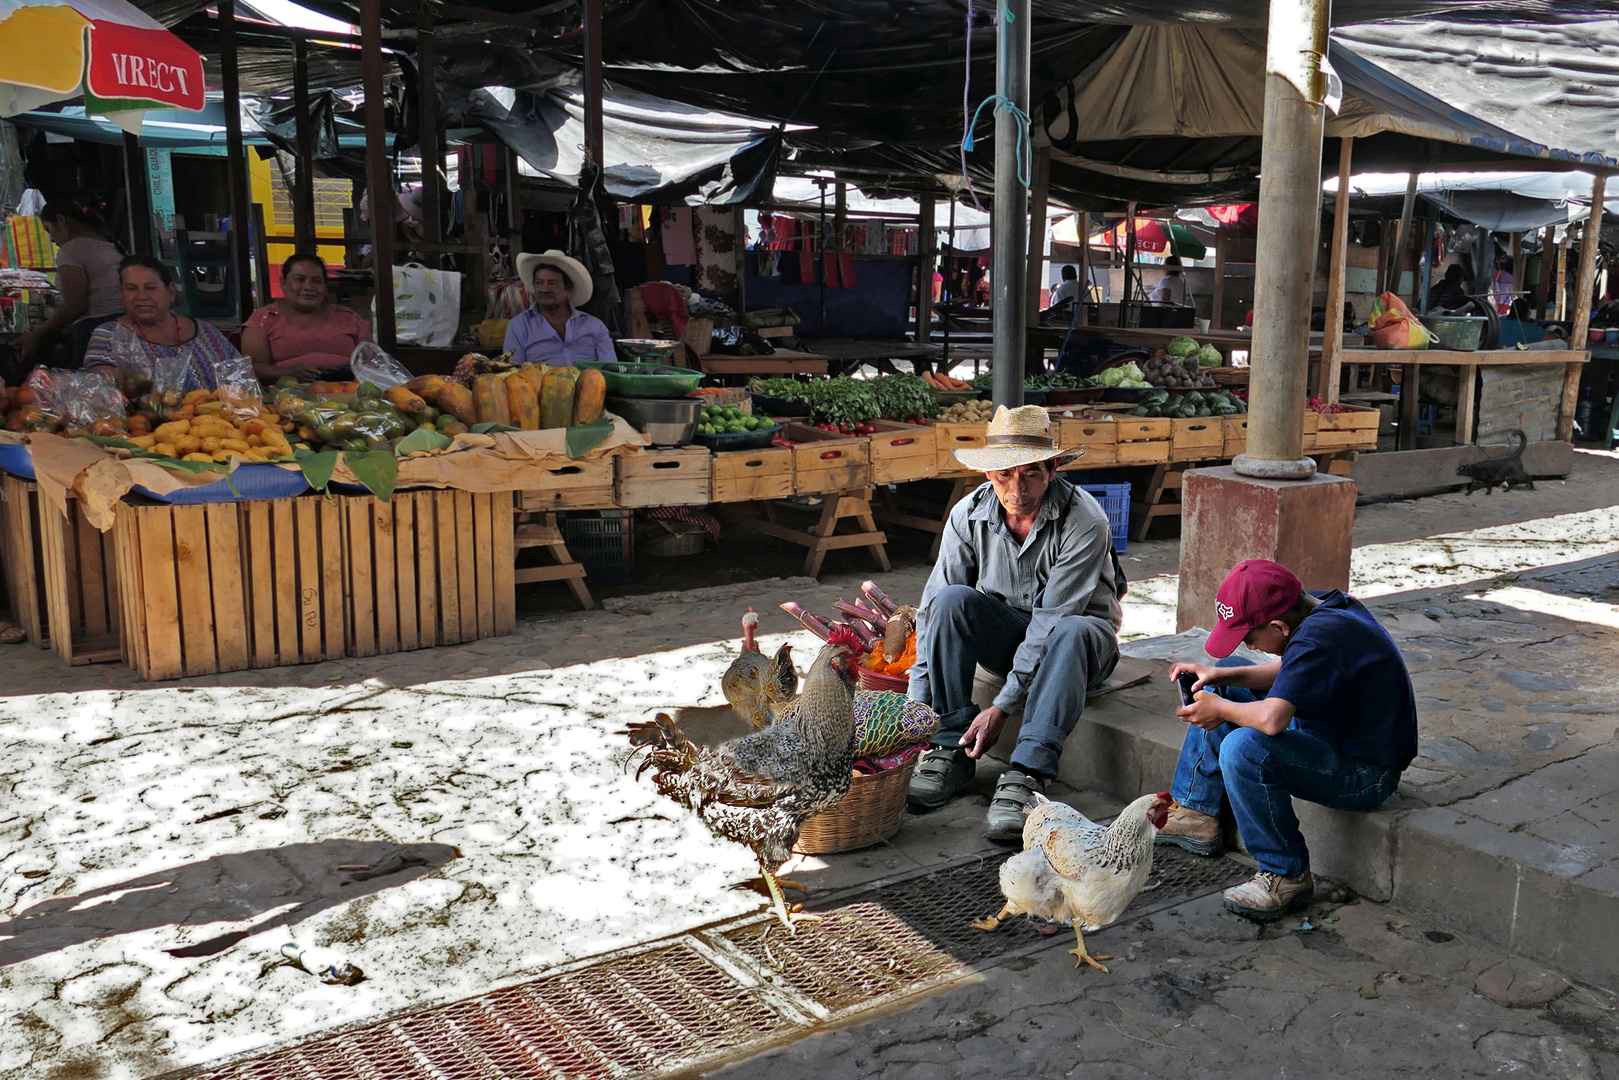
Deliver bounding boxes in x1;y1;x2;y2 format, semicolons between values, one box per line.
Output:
1268;590;1417;772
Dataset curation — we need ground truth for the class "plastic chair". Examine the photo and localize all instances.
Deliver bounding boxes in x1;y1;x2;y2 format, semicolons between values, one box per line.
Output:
1417;405;1436;436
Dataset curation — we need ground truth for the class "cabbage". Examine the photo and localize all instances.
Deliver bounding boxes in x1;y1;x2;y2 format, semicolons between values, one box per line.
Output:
1197;344;1223;367
1166;336;1199;359
1099;366;1124;386
1120;362;1145;382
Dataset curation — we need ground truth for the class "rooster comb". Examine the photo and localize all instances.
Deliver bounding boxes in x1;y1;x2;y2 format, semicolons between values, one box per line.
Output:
826;623;861;650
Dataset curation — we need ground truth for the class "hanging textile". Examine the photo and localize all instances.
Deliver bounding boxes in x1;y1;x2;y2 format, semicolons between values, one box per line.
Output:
693;206;739;293
663;207;696;264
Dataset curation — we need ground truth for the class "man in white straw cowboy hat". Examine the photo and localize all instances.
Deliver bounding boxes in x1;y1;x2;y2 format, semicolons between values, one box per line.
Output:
906;404;1126;840
502;249;617;367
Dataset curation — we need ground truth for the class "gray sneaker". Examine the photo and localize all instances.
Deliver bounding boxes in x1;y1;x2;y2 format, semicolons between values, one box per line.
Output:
907;748;975;811
985;769;1045;842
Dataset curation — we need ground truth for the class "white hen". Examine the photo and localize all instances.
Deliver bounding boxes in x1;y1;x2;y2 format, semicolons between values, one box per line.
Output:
973;790;1171;972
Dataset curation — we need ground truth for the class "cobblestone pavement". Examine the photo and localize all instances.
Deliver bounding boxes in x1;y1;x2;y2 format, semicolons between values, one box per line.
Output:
714;886;1619;1080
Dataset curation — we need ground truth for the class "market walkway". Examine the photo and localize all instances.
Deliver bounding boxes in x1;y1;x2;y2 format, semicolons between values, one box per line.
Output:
0;451;1615;1078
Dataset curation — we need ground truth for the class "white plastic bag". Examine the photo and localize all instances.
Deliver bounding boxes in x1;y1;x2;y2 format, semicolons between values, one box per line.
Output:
349;341;413;388
390;263;461;346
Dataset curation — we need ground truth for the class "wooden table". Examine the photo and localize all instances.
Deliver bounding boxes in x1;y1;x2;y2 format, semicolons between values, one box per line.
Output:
698;351;829;376
1331;348;1590;448
1027;324;1364;358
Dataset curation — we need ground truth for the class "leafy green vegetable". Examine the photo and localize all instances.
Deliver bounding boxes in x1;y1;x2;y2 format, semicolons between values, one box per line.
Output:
867;373;939;421
802;376;880;427
1197;344;1224;367
1167;336;1199;358
746;377;811;402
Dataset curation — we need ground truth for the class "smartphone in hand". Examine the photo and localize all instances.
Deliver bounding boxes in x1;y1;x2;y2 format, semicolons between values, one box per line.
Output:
1176;671;1199;708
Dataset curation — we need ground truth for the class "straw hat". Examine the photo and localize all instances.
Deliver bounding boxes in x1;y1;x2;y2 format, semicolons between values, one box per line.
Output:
953;404;1085;472
515;249;593;306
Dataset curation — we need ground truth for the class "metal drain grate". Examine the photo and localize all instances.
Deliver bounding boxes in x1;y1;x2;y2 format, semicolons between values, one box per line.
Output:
198;943;790;1080
185;848;1246;1080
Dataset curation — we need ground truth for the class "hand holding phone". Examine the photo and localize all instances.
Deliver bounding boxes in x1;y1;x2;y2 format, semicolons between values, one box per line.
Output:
1176;670;1199;708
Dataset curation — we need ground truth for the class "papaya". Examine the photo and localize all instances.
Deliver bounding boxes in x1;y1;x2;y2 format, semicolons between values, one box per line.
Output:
540;366;579;429
384;385;428;414
573;367;607;425
437;383;477;426
506;375;541;430
517;364;547;395
472;374;511;426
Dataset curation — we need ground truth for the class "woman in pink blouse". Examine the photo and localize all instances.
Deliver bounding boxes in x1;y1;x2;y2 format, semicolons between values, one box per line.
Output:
241;254;371;381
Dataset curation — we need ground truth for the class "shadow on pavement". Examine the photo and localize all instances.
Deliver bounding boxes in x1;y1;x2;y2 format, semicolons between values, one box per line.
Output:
0;839;458;967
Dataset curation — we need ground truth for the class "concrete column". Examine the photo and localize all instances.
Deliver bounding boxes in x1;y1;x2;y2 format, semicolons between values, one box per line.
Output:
990;0;1029;410
1234;0;1329;480
1176;468;1357;634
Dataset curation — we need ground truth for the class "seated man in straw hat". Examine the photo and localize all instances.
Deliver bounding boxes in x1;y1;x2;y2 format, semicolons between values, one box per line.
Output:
503;249;616;367
906;404;1124;840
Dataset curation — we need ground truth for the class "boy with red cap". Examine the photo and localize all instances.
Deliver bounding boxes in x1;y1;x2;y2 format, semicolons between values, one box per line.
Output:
1156;559;1417;920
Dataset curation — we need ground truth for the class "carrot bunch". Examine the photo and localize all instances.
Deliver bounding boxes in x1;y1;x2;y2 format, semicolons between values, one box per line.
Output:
863;633;917;675
922;371;973;392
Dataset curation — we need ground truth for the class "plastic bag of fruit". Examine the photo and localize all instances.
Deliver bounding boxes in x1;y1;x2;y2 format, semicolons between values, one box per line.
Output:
349;341;414;389
24;367;129;432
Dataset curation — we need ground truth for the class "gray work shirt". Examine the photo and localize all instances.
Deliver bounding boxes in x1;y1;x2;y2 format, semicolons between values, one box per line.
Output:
908;477;1121;713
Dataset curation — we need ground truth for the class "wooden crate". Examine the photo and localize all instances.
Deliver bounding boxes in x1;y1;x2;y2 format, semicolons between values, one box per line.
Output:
616;446;712;507
114;498;345;680
37;494;121;665
1312;404;1381;450
1113;417;1173;442
932;422;987;475
1058;417;1117;446
515;459;616;511
1223;415;1249;457
343;490;516;654
1171;417;1225;460
783;424;870;495
1116;439;1171;465
711;447;794;503
0;475;48;647
866;420;938;485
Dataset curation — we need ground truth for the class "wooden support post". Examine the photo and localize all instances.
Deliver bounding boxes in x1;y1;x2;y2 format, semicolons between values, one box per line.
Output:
1077;210;1092;313
217;0;255;319
582;0;604;168
291;37;317;252
1562;173;1606;442
1399;363;1421;450
1532;225;1551;318
1454;363;1477;445
1419;216;1436;313
361;0;396;350
1025;146;1051;321
250;203;272;308
1211;224;1226;330
1509;231;1525;311
916;185;936;346
1390;172;1418;299
734;205;747;314
415;10;443;254
120;133;153;256
1321;138;1353;404
1554;231;1568;319
504;145;522;255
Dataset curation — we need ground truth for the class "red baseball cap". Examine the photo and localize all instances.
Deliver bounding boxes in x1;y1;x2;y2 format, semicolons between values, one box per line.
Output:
1205;559;1304;659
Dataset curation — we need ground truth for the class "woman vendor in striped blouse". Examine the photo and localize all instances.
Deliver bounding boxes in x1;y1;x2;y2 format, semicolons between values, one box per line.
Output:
83;256;254;394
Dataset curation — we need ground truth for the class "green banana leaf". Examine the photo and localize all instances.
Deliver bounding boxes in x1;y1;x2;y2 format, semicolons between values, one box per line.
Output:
342;450;398;502
564;417;614;458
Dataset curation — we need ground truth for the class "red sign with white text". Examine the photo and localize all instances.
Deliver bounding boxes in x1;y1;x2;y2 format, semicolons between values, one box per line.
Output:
85;21;205;110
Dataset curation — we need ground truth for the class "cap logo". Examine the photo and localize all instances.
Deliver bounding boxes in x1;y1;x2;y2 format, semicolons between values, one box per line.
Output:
1215;601;1235;621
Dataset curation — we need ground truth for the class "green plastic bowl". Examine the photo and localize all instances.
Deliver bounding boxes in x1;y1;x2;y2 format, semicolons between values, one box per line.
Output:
578;359;703;398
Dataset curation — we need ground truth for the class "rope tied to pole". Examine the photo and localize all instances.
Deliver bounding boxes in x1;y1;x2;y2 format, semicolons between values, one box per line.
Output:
960;2;1032;190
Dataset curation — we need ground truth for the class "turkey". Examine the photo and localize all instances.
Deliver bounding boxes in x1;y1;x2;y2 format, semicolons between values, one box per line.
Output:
973;791;1171;972
626;625;862;929
721;608;798;730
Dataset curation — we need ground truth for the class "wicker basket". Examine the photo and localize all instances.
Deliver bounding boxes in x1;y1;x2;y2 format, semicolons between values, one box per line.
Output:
857;666;910;693
795;757;917;854
1208;366;1250;387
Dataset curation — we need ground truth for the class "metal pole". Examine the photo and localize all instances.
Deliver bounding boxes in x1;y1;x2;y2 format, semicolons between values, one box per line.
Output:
941;195;955;372
1233;0;1329;479
989;0;1029;410
121;133;154;256
217;0;254;319
292;37;317;253
583;0;605;168
916;185;936;346
360;0;396;349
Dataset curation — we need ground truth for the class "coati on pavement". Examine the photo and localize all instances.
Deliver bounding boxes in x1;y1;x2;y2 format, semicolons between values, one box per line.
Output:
1457;429;1533;495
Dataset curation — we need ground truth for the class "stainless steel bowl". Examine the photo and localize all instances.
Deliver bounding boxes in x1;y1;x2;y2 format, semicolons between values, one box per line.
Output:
606;395;699;447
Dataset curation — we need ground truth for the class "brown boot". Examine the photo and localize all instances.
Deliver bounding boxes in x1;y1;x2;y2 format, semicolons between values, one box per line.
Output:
1153;800;1223;856
1222;870;1314;921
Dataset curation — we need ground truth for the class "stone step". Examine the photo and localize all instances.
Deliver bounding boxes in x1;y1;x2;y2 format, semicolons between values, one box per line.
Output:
976;661;1619;990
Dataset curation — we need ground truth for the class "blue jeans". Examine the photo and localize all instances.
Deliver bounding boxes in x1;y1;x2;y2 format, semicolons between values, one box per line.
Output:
1171;658;1402;877
920;584;1118;780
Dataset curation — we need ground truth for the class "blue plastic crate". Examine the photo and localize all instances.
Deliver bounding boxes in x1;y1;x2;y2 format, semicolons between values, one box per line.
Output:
0;443;35;479
1078;482;1130;553
559;509;633;585
132;463;311;504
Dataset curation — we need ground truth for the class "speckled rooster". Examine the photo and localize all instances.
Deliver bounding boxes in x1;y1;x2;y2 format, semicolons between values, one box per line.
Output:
626;626;862;929
721;608;798;729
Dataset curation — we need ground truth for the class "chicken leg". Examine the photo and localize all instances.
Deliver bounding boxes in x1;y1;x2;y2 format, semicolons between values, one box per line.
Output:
972;904;1012;933
1069;924;1111;973
761;864;821;932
